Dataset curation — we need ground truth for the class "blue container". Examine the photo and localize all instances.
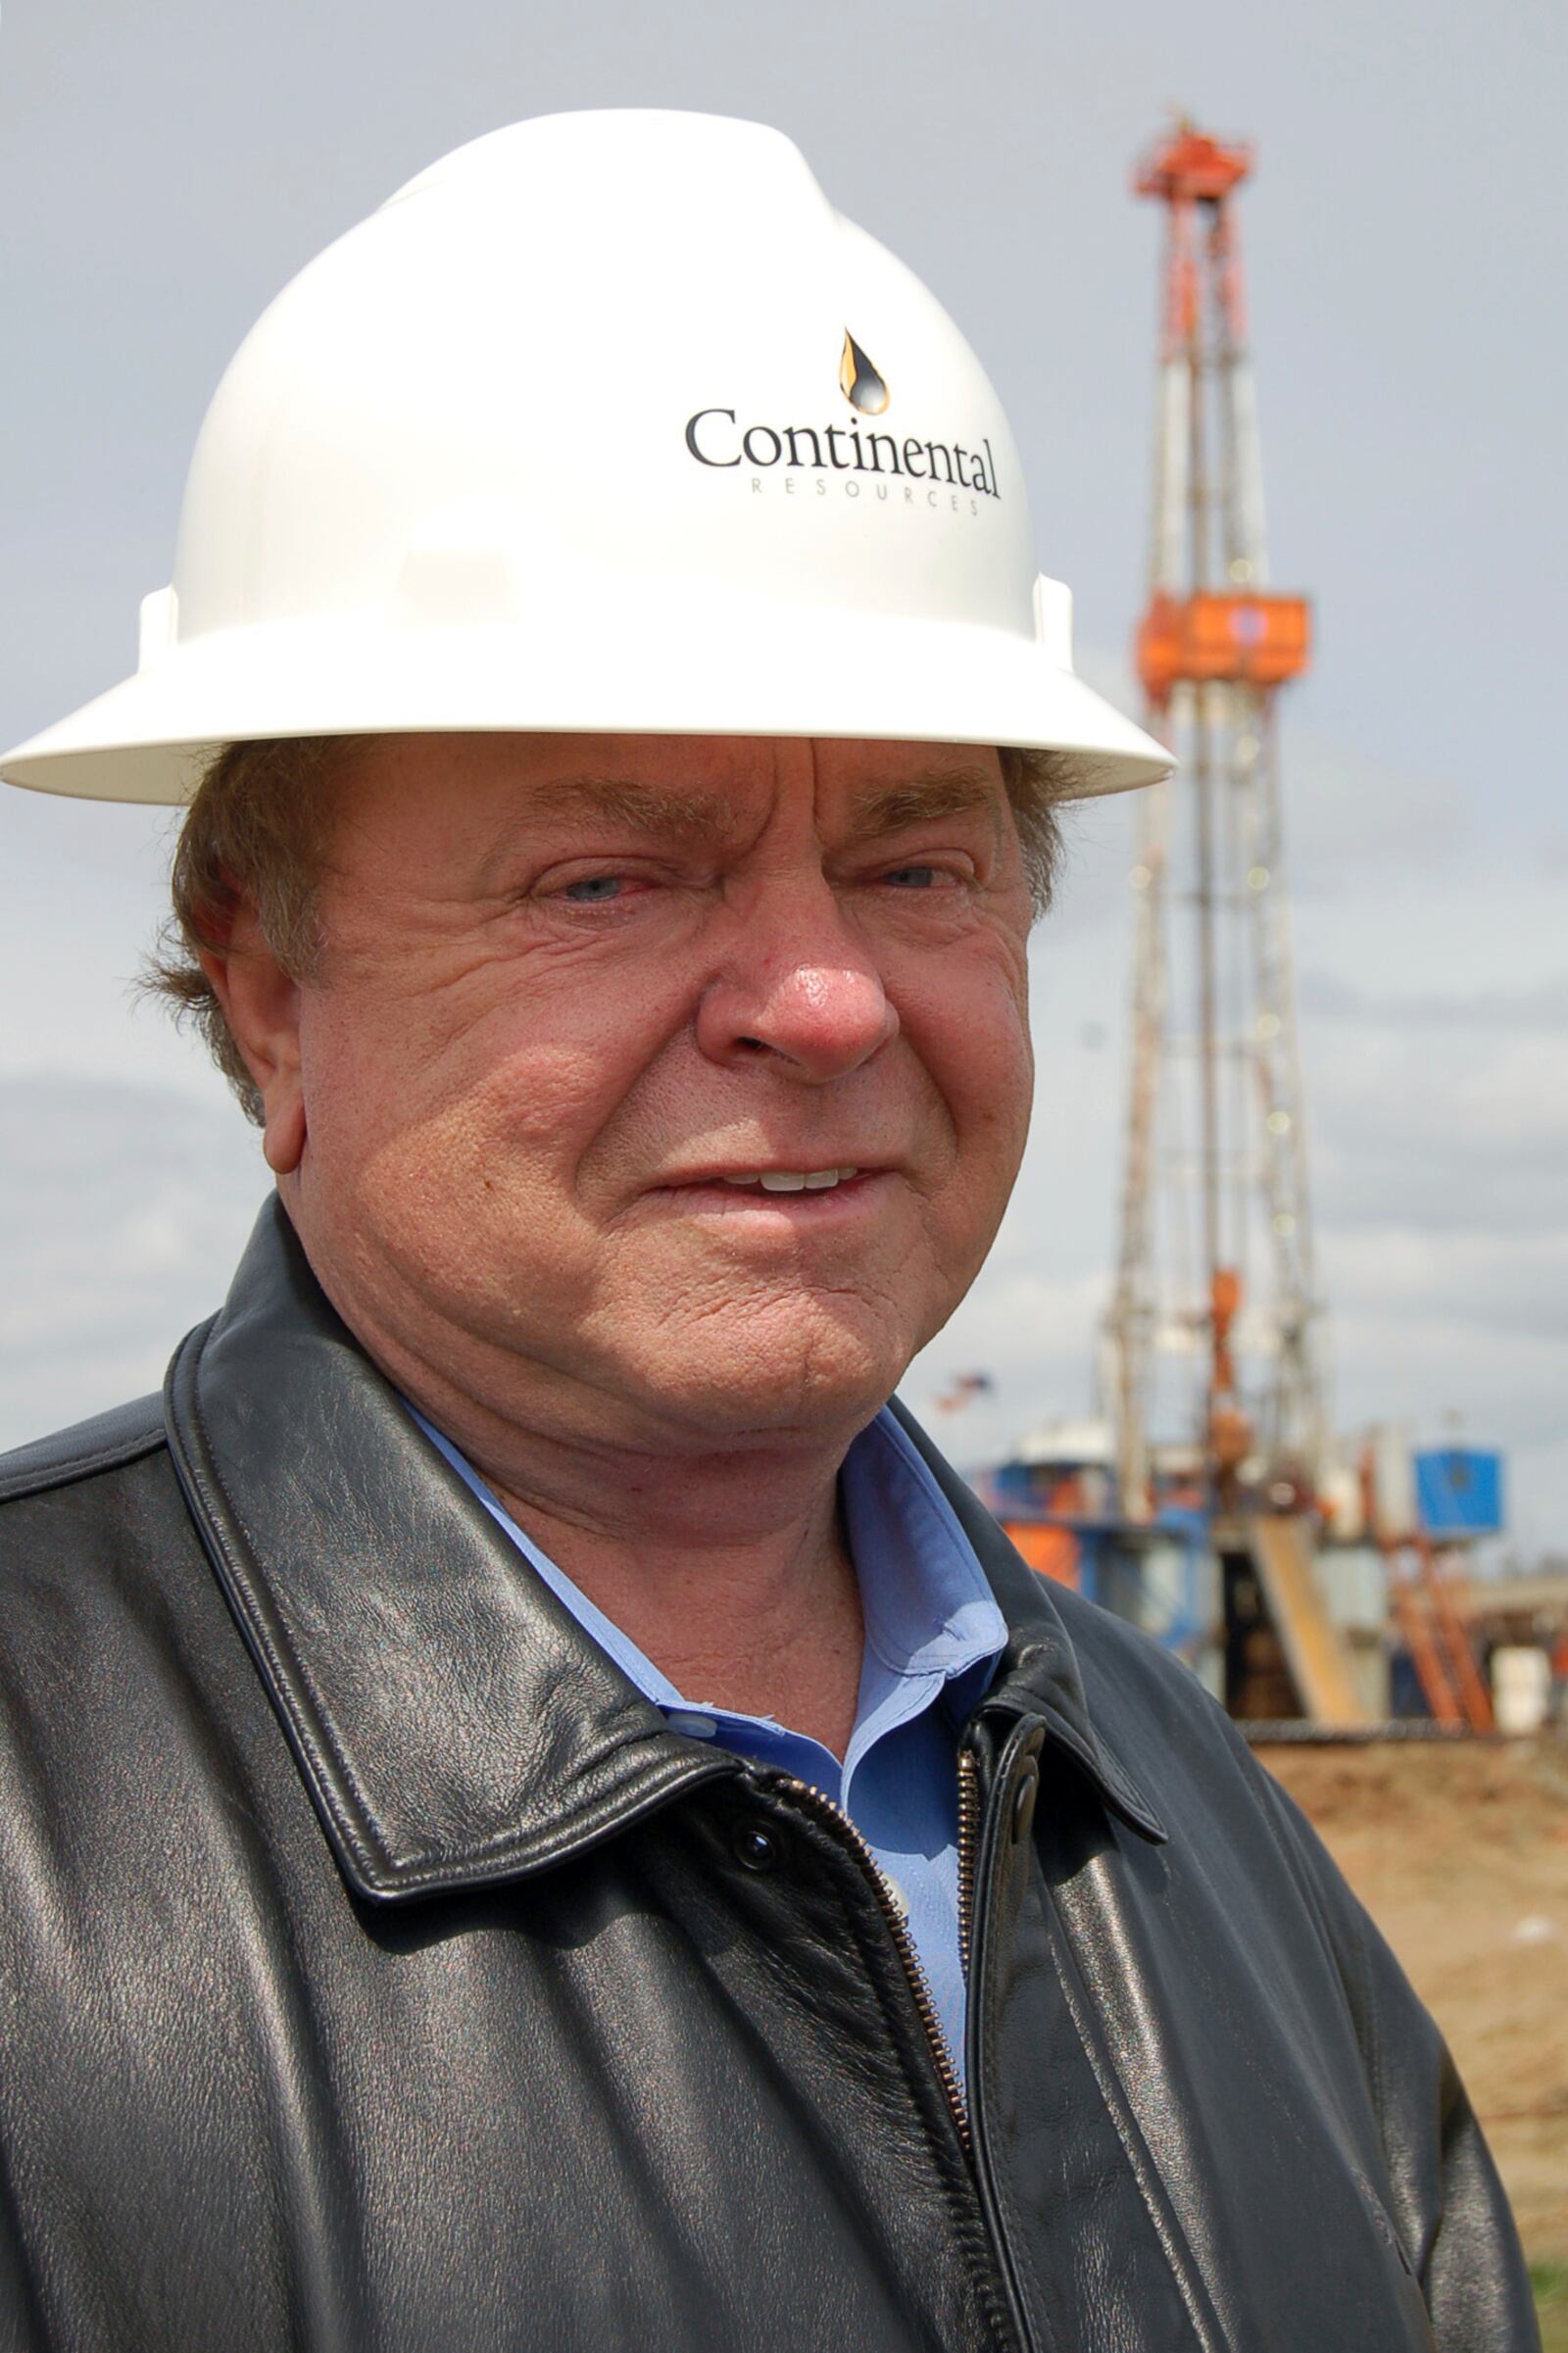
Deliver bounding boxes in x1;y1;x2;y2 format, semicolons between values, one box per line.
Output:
1413;1448;1503;1539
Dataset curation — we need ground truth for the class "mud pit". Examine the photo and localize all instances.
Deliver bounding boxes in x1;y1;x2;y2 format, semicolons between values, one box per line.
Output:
1258;1737;1568;2272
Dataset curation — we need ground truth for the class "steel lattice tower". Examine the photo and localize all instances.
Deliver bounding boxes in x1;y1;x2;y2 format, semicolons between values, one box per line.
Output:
1105;122;1325;1517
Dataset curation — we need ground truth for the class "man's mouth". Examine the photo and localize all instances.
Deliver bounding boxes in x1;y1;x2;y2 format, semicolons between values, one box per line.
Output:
635;1164;889;1218
708;1167;861;1193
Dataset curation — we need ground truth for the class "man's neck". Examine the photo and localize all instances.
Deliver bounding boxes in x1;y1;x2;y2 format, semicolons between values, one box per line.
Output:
490;1466;866;1760
398;1364;869;1761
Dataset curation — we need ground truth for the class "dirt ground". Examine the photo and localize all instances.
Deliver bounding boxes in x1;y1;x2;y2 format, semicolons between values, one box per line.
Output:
1258;1736;1568;2302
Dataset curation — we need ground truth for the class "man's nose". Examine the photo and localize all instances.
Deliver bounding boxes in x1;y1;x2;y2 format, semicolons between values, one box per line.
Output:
695;884;899;1081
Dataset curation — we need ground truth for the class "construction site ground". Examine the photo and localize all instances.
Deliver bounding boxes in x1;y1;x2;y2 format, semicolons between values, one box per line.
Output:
1258;1736;1568;2345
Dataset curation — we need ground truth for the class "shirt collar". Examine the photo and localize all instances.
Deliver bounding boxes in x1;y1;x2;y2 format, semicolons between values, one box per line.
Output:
840;1407;1009;1686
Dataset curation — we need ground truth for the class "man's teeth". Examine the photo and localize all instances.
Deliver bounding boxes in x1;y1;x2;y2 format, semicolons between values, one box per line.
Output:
718;1168;860;1192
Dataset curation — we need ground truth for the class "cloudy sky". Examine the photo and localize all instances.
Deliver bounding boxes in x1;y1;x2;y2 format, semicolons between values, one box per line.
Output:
3;0;1564;1551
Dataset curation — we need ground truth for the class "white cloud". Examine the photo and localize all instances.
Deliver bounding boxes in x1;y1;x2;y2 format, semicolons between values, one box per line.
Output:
0;1074;271;1446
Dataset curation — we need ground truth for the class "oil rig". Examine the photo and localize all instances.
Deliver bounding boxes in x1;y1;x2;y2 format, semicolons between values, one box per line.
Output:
1107;120;1318;1523
977;121;1500;1735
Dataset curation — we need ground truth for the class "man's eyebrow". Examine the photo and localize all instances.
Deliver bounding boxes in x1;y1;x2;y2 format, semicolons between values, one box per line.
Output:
528;774;737;840
844;767;1004;837
482;764;1003;880
558;768;1002;837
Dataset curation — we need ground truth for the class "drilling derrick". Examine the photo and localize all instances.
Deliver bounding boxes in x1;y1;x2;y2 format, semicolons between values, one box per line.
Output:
1107;122;1324;1519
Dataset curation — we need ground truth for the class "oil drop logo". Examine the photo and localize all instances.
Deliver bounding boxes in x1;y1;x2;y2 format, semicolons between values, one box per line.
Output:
839;330;889;416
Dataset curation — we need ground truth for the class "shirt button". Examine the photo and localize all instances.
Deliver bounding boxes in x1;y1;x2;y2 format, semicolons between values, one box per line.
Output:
666;1709;718;1740
880;1873;910;1920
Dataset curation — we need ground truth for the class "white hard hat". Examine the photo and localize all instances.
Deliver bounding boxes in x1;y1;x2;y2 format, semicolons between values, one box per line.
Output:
1;110;1170;806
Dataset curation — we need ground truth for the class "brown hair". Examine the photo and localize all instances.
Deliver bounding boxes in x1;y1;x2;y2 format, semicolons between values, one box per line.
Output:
144;735;1067;1123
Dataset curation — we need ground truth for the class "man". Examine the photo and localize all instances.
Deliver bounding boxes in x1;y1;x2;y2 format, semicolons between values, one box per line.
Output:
0;111;1537;2352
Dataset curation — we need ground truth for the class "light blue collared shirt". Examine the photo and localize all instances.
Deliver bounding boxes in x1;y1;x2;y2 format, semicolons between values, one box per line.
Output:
408;1403;1009;2083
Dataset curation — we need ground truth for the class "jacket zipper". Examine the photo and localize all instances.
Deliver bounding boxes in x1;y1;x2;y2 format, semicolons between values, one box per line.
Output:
956;1745;981;1984
775;1771;981;2153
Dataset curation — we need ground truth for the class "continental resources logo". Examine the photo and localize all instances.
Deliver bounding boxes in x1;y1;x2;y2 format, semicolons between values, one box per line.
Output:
684;327;1001;500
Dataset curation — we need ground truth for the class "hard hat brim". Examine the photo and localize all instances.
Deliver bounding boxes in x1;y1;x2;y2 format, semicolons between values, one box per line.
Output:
1;607;1171;806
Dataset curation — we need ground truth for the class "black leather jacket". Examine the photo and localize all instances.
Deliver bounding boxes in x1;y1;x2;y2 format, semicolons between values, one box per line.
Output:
0;1202;1537;2351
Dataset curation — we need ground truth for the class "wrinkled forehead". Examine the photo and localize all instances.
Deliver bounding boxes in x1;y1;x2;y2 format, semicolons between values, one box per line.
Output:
328;730;1013;863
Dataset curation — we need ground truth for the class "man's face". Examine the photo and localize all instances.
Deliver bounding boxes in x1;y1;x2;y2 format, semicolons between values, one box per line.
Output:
277;732;1035;1449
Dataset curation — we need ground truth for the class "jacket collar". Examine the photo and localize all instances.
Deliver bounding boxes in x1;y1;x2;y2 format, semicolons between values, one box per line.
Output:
166;1198;1162;1906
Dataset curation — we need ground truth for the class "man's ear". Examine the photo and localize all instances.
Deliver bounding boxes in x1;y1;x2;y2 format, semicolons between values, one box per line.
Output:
199;908;307;1176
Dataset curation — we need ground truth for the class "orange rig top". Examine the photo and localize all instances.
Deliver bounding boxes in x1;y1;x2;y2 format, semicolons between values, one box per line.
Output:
1134;120;1253;207
1131;117;1310;708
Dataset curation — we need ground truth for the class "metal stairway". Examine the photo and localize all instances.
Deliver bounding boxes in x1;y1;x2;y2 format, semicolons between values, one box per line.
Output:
1249;1515;1370;1727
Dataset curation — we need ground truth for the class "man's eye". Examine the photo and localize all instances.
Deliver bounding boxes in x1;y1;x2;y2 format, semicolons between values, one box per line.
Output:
561;875;627;903
881;864;944;889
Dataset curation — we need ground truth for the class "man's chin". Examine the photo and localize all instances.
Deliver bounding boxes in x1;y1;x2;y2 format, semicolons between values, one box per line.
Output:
612;1321;915;1449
